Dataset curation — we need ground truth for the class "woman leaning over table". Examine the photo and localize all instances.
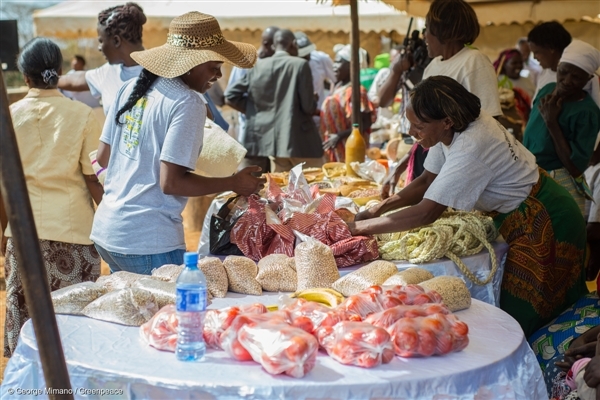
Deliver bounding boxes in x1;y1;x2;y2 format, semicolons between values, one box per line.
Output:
0;38;104;357
90;12;263;274
349;75;587;337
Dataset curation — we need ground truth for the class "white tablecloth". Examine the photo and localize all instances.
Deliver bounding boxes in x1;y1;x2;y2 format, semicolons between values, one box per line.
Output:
198;196;509;307
2;296;546;400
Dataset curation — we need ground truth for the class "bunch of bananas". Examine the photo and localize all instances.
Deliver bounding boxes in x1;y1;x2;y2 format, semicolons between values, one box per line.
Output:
291;288;345;308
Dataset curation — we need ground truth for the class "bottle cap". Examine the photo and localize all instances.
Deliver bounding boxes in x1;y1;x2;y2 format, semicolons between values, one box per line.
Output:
183;252;198;266
352;123;359;128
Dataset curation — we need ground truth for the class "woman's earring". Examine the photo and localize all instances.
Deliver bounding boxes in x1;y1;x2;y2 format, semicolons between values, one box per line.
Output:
187;70;192;76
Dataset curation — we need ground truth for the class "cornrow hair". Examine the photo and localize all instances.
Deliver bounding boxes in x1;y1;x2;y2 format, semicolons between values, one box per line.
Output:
98;2;147;44
115;69;158;125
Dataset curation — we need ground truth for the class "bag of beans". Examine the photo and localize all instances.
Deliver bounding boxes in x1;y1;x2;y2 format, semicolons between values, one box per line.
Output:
96;271;147;291
332;260;398;296
295;238;340;291
256;254;297;292
132;278;177;309
151;264;184;282
383;268;434;286
51;282;107;315
198;257;229;298
222;256;262;295
82;288;159;326
419;276;471;312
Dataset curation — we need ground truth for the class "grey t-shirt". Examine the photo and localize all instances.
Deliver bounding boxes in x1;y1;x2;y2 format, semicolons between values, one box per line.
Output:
91;77;205;254
423;112;539;213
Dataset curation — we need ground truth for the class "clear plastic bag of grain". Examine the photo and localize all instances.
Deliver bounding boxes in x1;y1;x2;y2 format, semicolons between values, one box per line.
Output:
419;276;471;312
151;264;184;282
82;288;159;326
198;257;228;298
383;268;434;286
222;256;262;295
96;271;147;291
256;254;297;292
132;278;177;309
295;238;340;291
332;260;398;296
51;282;108;315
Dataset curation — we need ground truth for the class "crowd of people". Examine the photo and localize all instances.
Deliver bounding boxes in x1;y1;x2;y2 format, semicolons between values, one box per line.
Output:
1;0;600;397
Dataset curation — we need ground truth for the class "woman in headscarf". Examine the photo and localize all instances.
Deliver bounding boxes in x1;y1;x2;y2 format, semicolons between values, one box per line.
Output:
494;48;536;99
351;75;588;337
58;2;146;115
320;44;376;162
523;39;600;215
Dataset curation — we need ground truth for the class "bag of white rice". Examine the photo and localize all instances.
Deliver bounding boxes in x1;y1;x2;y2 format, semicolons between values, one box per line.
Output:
222;256;262;295
51;282;107;315
332;260;397;296
82;288;159;326
295;239;340;291
96;271;147;291
419;276;471;312
198;257;228;298
383;268;434;286
151;264;184;282
256;254;297;292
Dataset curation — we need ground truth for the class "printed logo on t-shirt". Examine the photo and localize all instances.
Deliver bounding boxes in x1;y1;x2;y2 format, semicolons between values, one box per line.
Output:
119;97;147;160
494;119;519;162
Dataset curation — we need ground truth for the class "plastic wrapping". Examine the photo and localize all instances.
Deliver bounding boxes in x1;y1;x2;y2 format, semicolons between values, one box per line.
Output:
364;304;451;329
96;271;147;291
383;268;434;286
51;282;107;315
222;256;262;295
132;278;177;309
380;284;444;306
295;238;340;291
337;291;386;320
350;160;387;184
419;276;472;312
210;196;246;256
238;322;319;378
256;254;297;292
388;313;469;357
139;304;178;352
82;288;159;326
151;264;183;282
318;321;394;368
220;312;291;361
203;303;268;349
332;260;398;296
198;257;229;298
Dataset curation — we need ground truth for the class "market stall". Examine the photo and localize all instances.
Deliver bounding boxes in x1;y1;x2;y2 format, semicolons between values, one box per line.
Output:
2;294;546;399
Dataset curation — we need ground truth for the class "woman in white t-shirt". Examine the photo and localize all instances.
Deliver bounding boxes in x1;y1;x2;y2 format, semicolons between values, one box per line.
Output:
350;76;587;337
57;2;145;115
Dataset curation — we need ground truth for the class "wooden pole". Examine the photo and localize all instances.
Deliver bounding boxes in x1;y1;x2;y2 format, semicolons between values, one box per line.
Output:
0;71;73;399
350;0;361;127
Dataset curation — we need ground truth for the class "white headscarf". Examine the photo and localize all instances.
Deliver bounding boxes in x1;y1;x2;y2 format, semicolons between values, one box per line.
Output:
335;44;368;69
560;39;600;109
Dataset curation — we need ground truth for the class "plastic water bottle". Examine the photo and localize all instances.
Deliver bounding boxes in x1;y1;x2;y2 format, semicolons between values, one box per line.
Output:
175;252;207;362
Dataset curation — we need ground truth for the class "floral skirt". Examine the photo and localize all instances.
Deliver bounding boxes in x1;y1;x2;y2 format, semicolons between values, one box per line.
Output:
4;238;100;357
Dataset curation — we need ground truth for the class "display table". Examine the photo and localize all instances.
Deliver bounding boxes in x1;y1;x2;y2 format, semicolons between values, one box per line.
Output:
2;295;546;400
198;196;509;307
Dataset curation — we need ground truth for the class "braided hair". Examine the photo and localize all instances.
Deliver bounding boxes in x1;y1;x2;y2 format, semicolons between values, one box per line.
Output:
115;68;158;125
98;2;146;45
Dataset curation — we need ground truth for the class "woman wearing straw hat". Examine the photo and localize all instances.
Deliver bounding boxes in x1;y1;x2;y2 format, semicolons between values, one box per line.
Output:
90;12;263;274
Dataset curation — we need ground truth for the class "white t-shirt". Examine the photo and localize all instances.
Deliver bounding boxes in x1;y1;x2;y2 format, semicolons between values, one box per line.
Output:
308;50;336;110
85;62;143;115
91;77;206;254
368;68;391;105
62;69;101;108
423;47;503;117
423;111;539;213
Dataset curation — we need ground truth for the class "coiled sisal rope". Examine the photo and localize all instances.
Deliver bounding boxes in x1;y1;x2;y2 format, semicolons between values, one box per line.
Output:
377;211;499;286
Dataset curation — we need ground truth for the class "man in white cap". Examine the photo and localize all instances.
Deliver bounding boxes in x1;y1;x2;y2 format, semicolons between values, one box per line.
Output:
294;31;335;125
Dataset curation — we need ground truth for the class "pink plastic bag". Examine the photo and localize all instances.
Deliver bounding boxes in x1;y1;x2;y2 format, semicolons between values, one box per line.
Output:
139;304;178;352
388;313;469;357
238;322;319;378
203;303;268;349
317;321;394;368
364;304;451;329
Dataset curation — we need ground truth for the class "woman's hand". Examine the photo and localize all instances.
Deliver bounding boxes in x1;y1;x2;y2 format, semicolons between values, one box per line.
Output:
538;93;563;125
323;134;340;151
556;325;600;371
583;332;600;395
354;207;378;222
231;166;265;196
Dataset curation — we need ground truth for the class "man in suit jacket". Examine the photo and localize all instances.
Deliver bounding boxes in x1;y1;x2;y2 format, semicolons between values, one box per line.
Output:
225;29;324;172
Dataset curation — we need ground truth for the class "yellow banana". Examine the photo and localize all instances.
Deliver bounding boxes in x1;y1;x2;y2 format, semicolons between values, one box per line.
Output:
291;288;345;308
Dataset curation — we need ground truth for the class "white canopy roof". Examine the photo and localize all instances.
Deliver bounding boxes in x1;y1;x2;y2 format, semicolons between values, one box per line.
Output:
34;0;418;38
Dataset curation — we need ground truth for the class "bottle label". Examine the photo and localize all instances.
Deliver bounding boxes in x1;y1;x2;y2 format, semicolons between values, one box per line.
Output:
176;288;207;312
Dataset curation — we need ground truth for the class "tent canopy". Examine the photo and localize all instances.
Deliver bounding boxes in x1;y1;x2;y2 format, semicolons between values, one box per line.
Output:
377;0;600;25
33;0;418;39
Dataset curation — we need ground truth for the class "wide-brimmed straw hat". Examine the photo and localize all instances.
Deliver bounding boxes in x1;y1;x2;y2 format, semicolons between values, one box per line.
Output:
131;12;257;78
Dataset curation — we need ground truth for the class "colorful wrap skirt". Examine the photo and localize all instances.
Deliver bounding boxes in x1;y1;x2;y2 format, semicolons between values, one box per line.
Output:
3;238;100;357
491;169;588;337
